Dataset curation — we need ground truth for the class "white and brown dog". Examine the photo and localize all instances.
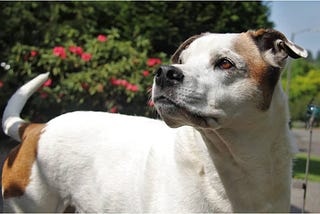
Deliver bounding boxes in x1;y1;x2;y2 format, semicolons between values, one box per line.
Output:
2;29;307;212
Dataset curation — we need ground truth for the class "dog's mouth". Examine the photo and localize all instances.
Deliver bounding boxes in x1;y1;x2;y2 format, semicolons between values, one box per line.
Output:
153;96;176;106
153;96;219;129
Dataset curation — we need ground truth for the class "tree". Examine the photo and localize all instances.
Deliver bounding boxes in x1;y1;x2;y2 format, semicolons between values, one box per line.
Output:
0;2;273;57
102;1;273;54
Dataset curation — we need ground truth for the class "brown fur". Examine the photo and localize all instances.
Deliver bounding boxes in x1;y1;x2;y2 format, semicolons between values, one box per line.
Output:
2;123;45;199
234;32;280;110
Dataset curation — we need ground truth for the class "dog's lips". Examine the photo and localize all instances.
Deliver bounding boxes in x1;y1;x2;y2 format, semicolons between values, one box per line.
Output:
153;96;185;111
153;96;175;106
153;96;219;128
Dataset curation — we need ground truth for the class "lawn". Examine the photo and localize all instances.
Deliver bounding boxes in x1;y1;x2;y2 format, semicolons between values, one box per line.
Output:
293;153;320;182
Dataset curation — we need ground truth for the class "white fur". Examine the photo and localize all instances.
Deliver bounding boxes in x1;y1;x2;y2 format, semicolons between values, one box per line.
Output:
2;72;50;141
2;32;301;212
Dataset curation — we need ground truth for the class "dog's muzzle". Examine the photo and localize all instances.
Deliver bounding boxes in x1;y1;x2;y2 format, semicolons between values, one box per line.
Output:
155;65;184;88
152;65;220;129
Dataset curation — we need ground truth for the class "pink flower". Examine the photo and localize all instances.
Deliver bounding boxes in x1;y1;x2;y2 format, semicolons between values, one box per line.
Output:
126;84;133;91
81;82;90;90
53;46;67;59
126;84;138;92
147;58;161;67
81;53;92;62
43;78;52;87
69;46;83;55
40;92;48;99
0;81;3;88
69;46;77;53
148;100;154;107
97;34;107;42
30;51;38;57
110;77;137;92
97;83;104;93
142;70;150;77
119;79;129;87
53;46;64;55
110;107;117;113
110;77;121;86
110;78;128;87
131;85;138;92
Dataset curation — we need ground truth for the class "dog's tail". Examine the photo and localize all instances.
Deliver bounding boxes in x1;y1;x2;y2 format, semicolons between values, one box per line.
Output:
2;73;50;142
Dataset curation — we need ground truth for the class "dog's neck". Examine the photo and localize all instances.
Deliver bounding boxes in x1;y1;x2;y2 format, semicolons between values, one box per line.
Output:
198;85;293;212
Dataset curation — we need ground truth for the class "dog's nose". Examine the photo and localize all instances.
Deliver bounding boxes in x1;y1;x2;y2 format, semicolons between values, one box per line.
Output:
155;65;184;88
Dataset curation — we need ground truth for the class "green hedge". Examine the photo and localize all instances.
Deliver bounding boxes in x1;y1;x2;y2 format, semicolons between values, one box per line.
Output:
0;28;166;123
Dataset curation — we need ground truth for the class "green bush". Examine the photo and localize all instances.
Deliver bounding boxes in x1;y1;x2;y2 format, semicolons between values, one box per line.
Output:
288;70;320;121
0;2;273;58
0;28;166;122
282;57;320;122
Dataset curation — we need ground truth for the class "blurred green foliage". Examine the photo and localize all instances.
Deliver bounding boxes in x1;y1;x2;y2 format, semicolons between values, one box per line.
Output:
0;2;273;57
282;54;320;123
0;28;163;122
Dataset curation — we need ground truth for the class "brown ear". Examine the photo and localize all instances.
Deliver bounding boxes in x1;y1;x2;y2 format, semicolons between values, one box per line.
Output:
171;33;207;64
250;29;308;67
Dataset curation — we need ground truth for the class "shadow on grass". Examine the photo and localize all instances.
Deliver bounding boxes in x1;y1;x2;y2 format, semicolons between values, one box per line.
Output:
293;153;320;182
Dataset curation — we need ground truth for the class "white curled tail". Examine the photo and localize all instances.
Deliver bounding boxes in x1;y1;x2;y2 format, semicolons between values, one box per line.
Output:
2;73;50;142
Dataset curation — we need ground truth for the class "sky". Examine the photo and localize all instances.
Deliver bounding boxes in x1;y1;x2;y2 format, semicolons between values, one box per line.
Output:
269;1;320;58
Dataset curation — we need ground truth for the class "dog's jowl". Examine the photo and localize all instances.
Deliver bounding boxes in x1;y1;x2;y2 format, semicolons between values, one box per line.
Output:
2;29;307;212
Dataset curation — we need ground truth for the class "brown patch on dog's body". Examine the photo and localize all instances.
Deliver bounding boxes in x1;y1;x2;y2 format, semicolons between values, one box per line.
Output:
2;123;46;199
234;32;281;110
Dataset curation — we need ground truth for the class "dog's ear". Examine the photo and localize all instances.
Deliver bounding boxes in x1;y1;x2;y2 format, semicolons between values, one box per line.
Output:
171;33;208;64
250;29;308;67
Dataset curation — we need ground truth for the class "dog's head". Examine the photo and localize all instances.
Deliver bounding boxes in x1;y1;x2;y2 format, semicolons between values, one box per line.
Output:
152;29;307;129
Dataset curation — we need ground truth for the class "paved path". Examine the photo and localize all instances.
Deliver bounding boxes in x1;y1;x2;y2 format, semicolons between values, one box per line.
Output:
291;179;320;212
0;128;319;212
290;128;320;213
293;128;320;156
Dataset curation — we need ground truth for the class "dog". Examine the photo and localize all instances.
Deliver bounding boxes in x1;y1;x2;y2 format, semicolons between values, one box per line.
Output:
2;29;307;212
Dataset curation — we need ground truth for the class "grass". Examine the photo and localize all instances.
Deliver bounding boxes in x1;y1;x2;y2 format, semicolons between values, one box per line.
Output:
293;153;320;182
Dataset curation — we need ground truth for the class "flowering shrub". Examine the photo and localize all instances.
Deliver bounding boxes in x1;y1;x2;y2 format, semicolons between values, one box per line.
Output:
1;28;167;122
97;35;107;42
53;46;67;59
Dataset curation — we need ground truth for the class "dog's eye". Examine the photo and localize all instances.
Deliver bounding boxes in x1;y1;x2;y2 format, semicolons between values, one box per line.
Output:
216;58;234;70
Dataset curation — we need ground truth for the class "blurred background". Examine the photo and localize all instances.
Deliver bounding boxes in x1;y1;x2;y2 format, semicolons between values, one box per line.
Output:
0;1;319;212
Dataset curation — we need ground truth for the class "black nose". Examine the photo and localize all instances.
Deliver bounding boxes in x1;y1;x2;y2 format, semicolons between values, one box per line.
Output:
155;65;184;88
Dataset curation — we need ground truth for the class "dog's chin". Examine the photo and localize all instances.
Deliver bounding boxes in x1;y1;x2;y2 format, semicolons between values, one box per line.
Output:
154;97;220;129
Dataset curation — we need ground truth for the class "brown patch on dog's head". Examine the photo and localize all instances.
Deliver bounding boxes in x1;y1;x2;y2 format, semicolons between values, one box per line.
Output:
2;123;46;199
171;33;208;64
234;32;276;110
234;29;307;110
